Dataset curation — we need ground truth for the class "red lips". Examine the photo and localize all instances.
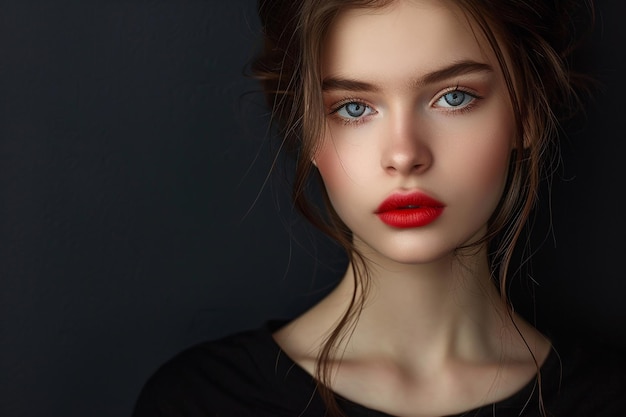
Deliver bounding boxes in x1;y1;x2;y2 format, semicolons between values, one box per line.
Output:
376;192;444;228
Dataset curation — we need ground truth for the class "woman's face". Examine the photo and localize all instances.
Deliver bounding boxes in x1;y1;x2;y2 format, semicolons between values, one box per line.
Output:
315;0;515;266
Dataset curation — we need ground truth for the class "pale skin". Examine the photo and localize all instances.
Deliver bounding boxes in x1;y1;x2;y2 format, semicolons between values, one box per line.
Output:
273;1;552;416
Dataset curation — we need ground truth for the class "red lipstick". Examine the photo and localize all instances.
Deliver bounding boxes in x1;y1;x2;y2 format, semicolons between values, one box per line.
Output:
376;192;444;228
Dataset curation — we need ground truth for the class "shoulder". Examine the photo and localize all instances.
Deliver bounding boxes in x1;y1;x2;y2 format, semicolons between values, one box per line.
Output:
542;335;626;416
131;322;324;417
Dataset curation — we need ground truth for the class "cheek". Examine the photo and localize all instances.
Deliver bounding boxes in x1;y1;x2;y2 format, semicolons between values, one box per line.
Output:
471;137;511;187
314;133;338;170
438;108;514;203
463;120;513;200
314;131;374;223
314;129;370;190
315;147;354;225
314;138;344;192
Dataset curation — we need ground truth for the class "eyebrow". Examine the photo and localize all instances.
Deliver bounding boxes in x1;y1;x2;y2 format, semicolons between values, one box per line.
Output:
322;60;494;92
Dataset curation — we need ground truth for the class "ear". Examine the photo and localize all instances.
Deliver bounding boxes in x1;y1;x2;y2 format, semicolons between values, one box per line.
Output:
311;158;317;167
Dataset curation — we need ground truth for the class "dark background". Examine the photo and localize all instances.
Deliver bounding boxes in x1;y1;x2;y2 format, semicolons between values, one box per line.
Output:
0;1;624;417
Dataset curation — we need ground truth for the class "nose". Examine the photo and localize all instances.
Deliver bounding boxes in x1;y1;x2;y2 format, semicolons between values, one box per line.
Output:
380;110;432;176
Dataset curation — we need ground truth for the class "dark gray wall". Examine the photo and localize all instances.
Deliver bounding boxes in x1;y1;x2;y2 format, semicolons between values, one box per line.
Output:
0;1;624;417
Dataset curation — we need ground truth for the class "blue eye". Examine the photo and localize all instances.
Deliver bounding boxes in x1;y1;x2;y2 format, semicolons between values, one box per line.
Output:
435;90;476;109
334;101;374;119
344;102;366;117
444;91;466;106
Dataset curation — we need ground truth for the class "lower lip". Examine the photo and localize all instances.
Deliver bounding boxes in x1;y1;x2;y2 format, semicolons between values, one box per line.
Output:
377;207;443;228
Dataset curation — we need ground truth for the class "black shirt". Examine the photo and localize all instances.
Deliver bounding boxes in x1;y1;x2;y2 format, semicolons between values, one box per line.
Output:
132;321;626;416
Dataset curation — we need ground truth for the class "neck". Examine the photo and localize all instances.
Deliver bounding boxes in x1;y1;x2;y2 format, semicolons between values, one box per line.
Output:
325;246;513;364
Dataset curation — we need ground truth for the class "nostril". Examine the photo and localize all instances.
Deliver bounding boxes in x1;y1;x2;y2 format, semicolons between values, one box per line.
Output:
381;141;432;175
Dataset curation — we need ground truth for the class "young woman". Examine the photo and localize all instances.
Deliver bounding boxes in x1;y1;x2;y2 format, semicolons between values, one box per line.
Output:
133;0;625;416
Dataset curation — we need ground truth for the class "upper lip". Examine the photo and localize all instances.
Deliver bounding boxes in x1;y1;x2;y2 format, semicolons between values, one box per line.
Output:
376;191;444;213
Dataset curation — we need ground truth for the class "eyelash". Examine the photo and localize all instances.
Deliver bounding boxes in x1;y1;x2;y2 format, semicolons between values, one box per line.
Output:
432;86;482;115
327;87;483;126
328;98;376;126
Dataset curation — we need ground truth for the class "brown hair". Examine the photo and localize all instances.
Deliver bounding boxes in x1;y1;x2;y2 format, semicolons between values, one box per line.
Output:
251;0;594;415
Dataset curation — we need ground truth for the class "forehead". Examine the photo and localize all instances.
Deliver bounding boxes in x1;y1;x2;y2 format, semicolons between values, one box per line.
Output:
321;0;497;82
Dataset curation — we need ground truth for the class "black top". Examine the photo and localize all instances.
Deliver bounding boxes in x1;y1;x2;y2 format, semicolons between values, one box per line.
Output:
132;321;626;416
